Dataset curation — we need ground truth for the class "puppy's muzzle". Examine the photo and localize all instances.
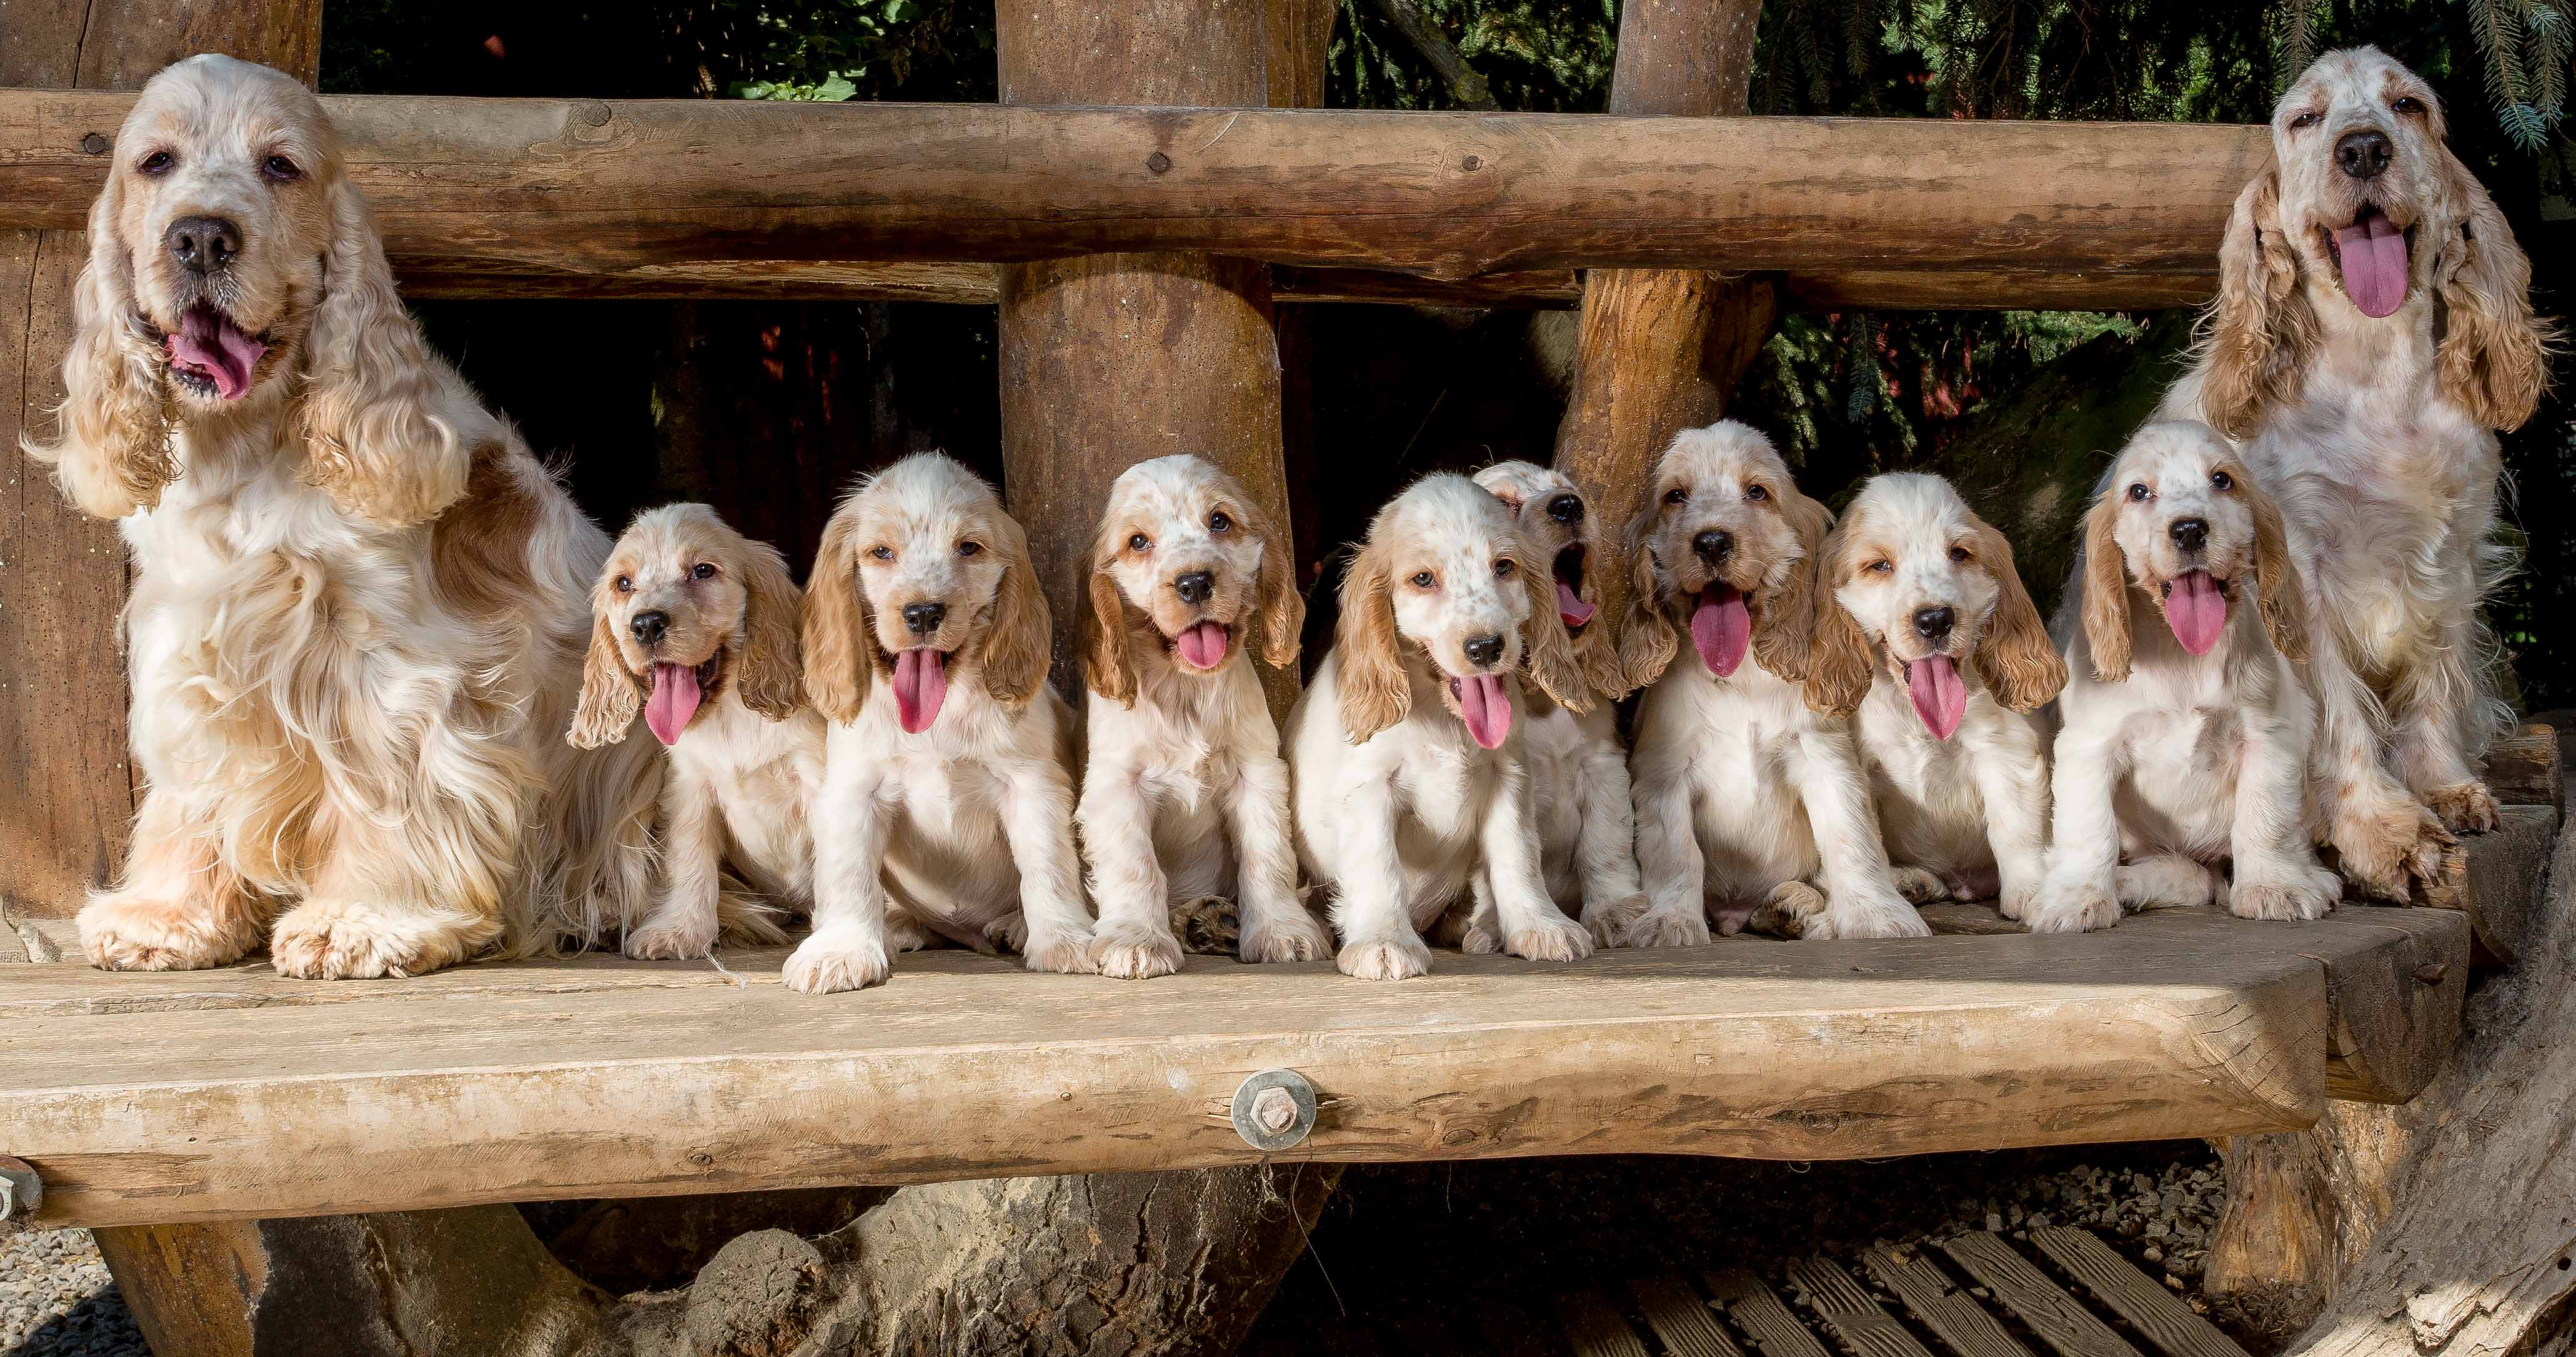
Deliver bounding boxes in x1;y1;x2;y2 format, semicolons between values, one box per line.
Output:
1462;633;1505;670
902;601;947;637
1173;570;1215;607
2169;518;2208;555
631;610;670;647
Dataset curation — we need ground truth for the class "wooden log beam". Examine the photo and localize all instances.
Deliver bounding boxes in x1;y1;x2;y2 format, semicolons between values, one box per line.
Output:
0;90;2268;309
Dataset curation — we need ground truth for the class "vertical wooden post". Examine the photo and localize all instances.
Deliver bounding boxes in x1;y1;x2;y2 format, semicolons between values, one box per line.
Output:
1550;0;1776;685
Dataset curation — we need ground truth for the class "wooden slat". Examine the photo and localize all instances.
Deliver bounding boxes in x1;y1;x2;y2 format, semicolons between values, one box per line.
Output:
1786;1256;1940;1357
2480;724;2561;815
1634;1276;1748;1357
0;91;2268;309
1861;1241;2038;1357
1709;1270;1837;1357
2415;805;2559;965
1941;1233;2142;1357
1559;1290;1654;1357
2028;1229;2248;1357
2314;904;2469;1103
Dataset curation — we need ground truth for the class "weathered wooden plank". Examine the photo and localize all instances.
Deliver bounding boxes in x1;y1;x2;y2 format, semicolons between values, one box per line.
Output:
1786;1256;1940;1357
1559;1290;1654;1357
1634;1276;1748;1357
2480;724;2560;815
2310;905;2468;1103
1861;1241;2038;1357
2415;805;2557;964
1709;1270;1837;1357
0;91;2269;307
1941;1233;2143;1357
2029;1228;2248;1357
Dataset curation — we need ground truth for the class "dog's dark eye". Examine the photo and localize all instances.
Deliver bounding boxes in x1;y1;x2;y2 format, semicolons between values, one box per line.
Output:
2210;470;2234;492
613;575;634;593
1744;484;1769;502
2128;483;2152;502
956;540;982;557
2390;96;2425;117
1546;494;1582;524
1410;570;1436;589
1948;545;1972;563
262;155;301;182
1128;533;1151;552
1493;558;1516;579
1208;512;1231;534
1865;559;1893;575
868;545;894;562
1664;487;1689;506
690;562;717;580
2288;110;2321;130
138;151;173;176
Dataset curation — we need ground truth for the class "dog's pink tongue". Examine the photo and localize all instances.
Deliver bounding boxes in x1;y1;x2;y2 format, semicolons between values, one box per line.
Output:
1175;620;1230;670
1456;673;1511;749
1690;587;1751;677
1906;655;1967;741
893;648;948;734
2164;570;2229;656
166;307;266;400
644;663;701;746
2334;216;2409;319
1556;580;1596;627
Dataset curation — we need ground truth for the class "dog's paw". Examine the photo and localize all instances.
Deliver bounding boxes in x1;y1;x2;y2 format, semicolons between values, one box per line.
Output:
1890;867;1950;905
1996;882;2039;922
1747;881;1829;938
2116;857;2220;910
1506;912;1593;963
2425;780;2502;835
885;905;936;953
2330;793;2451;900
1240;907;1331;964
271;899;490;980
1336;937;1433;980
79;893;261;972
1581;895;1649;948
624;916;719;961
1624;906;1712;949
1022;928;1098;975
781;930;892;994
1806;885;1932;940
1090;921;1183;980
2024;881;2121;934
2229;867;2338;922
1458;918;1503;955
1171;895;1243;956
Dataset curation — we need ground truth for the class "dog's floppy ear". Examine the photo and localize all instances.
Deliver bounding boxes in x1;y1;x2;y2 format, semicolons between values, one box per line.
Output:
1969;514;2069;711
568;588;641;748
1801;525;1877;718
1515;540;1592;715
801;508;873;724
2433;147;2554;431
2199;169;2319;440
2080;485;2134;683
1753;486;1834;682
735;534;807;720
1615;509;1679;691
22;171;179;520
2238;465;2310;665
978;506;1053;708
1335;535;1411;742
1248;499;1305;672
297;164;470;527
1083;530;1141;708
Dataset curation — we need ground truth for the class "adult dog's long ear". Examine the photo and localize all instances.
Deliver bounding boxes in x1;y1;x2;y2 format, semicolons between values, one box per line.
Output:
2080;487;2134;683
297;167;469;527
2433;147;2554;431
1082;532;1140;708
2239;466;2310;665
1516;542;1592;715
1334;536;1410;742
22;173;179;520
568;597;641;748
979;507;1053;708
735;534;807;720
1753;487;1834;682
1615;511;1679;691
2199;170;2319;440
801;509;872;725
1969;515;2069;711
1248;499;1305;672
1801;527;1876;718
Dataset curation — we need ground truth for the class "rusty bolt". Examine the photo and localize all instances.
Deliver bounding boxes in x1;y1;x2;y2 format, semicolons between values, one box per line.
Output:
1146;151;1173;175
80;133;109;155
2414;962;2449;985
1249;1086;1298;1136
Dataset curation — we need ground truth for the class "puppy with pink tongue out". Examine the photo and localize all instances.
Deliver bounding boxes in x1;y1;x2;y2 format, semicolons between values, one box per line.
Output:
2029;422;2342;934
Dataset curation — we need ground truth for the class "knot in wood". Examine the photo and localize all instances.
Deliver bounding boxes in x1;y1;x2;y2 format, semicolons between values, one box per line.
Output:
1146;151;1173;175
2413;962;2449;985
577;100;612;127
80;133;110;156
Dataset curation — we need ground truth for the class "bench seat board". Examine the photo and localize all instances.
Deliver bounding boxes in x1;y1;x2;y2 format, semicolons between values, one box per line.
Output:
0;906;2464;1228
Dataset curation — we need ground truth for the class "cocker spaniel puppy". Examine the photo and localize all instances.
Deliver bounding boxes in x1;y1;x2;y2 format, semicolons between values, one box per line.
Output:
1077;454;1331;978
569;504;815;959
791;454;1093;992
1621;422;1929;944
1285;474;1594;979
2032;422;2340;932
1805;474;2065;920
20;56;659;978
2157;47;2552;899
1462;460;1648;947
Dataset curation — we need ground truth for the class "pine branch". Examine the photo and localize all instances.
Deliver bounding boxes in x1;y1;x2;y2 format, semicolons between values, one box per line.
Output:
1366;0;1501;110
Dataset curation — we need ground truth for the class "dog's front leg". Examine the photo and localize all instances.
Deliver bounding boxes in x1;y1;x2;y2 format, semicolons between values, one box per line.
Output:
998;759;1097;975
2028;725;2126;933
1571;737;1648;947
1971;721;2052;923
2228;705;2340;922
1078;762;1181;980
1329;773;1432;979
2389;610;2504;834
626;765;724;960
1793;725;1930;940
1628;764;1711;948
1226;750;1331;965
784;762;896;993
1480;757;1593;962
79;787;272;972
2303;629;2449;898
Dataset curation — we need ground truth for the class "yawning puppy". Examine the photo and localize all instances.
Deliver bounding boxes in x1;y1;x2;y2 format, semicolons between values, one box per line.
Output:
1078;454;1332;978
1804;474;2065;920
569;504;813;957
2031;421;2339;932
1285;474;1594;979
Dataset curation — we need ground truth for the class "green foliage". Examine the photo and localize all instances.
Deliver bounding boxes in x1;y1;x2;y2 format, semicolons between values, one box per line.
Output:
1328;0;1619;111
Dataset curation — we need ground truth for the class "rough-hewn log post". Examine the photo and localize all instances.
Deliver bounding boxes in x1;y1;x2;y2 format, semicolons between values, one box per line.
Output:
1551;0;1775;688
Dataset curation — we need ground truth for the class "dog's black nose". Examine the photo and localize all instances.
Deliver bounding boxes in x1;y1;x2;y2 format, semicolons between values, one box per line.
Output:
2336;129;2393;180
902;602;946;636
1173;570;1214;606
1546;494;1584;524
2171;518;2209;553
1912;606;1955;642
1692;530;1733;564
164;215;241;275
1463;634;1505;669
630;611;669;647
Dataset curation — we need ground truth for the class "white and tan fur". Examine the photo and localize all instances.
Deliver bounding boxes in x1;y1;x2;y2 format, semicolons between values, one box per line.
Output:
1805;474;2064;920
1077;455;1332;978
569;504;815;959
1622;422;1929;945
1286;474;1595;979
2033;422;2340;932
21;55;659;978
2159;47;2552;899
1463;460;1646;948
790;454;1093;992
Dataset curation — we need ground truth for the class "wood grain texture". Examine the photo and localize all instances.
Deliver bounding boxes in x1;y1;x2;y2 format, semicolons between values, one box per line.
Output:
2481;723;2560;814
1709;1270;1838;1357
1633;1276;1748;1357
1861;1241;2039;1357
0;91;2272;303
2030;1227;2249;1357
2312;905;2467;1103
1786;1256;1940;1357
1941;1233;2144;1357
2414;803;2557;963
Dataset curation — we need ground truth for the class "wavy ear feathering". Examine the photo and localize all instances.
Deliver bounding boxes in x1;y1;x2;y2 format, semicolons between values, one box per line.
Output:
1971;516;2069;710
1752;487;1834;682
1334;537;1410;742
801;510;874;725
1249;499;1306;672
1616;514;1679;690
1801;524;1878;718
2240;467;2311;664
2080;486;2135;683
1083;530;1141;707
1515;539;1591;714
567;605;642;748
977;509;1052;708
2432;149;2554;430
735;535;808;719
22;176;178;520
2199;171;2320;440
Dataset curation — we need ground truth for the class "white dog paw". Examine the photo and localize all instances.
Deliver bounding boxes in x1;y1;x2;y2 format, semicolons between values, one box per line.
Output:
1336;937;1433;981
79;893;262;972
2229;875;2336;922
884;907;936;953
1582;895;1649;948
271;899;492;980
1090;922;1183;980
2024;883;2122;935
1626;907;1713;949
1890;867;1950;905
1805;888;1931;941
624;917;719;961
1459;918;1503;954
781;930;893;994
1240;910;1331;965
1506;912;1594;963
1996;883;2040;922
1022;928;1098;975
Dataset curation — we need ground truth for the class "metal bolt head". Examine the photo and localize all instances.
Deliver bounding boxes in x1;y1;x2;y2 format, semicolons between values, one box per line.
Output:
1250;1086;1298;1135
1229;1069;1318;1151
0;1157;40;1222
